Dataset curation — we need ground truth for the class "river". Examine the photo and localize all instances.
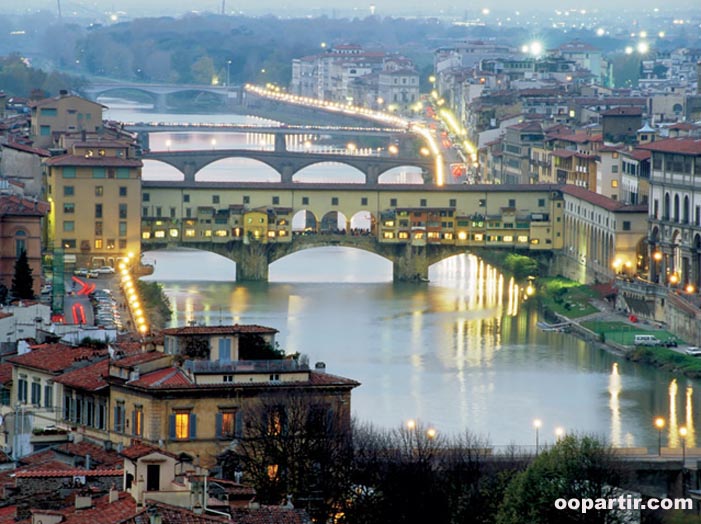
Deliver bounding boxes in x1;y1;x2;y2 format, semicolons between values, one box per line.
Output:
105;100;699;451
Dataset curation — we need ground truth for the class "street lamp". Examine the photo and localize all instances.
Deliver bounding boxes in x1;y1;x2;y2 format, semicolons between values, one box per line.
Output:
533;418;542;455
654;417;665;456
680;426;688;465
555;427;565;441
226;60;232;87
406;419;416;430
426;428;437;439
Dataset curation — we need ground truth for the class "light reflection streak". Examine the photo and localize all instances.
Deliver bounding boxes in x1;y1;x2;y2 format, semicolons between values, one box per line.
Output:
685;386;696;448
609;363;621;447
668;379;678;448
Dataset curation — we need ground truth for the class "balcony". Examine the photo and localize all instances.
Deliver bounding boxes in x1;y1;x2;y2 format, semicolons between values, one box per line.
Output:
183;358;308;374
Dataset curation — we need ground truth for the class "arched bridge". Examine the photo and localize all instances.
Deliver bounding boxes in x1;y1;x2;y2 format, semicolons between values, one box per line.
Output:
143;148;435;185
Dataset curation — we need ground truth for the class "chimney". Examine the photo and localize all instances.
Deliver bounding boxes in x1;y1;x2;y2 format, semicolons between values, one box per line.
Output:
108;485;119;504
75;495;92;510
104;440;113;451
314;362;326;373
59;89;68;96
85;453;91;470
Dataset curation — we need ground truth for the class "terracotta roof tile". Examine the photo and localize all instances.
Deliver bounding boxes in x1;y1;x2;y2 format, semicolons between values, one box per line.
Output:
160;324;278;336
53;358;109;391
1;141;51;156
112;350;168;368
55;441;124;468
600;106;643;116
640;138;701;155
39;491;136;524
560;185;647;214
124;501;230;524
0;195;50;217
7;345;107;373
228;505;311;524
120;441;179;460
127;366;192;388
15;468;122;478
0;363;13;385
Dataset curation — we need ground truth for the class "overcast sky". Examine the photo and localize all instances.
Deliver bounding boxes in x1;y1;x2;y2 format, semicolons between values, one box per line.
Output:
2;0;698;16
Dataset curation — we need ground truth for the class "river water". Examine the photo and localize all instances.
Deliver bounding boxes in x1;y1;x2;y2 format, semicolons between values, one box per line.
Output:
105;100;698;450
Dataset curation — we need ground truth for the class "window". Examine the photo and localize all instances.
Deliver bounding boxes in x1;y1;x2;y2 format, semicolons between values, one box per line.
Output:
478;199;486;207
538;199;545;207
63;167;76;178
361;197;368;206
132;406;144;437
302;197;309;205
18;375;28;403
218;338;232;362
64;394;73;421
183;194;190;203
40;125;51;136
272;196;280;205
331;197;339;206
390;198;397;207
119;204;127;219
449;199;457;207
43;385;53;408
116;168;130;179
64;186;74;197
143;193;150;202
31;381;41;406
41;107;57;116
119;222;127;237
243;196;250;204
63;203;75;214
95;222;103;236
95;186;103;197
508;199;516;208
156;207;162;218
92;167;106;178
622;221;631;231
119;186;127;197
95;239;103;249
611;180;619;188
114;401;126;433
95;203;103;218
170;410;196;440
170;207;176;218
15;231;26;257
97;402;106;430
63;221;75;232
216;410;242;439
63;239;76;249
212;195;220;204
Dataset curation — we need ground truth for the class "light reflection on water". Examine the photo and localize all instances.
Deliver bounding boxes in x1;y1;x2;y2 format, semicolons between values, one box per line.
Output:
141;248;699;449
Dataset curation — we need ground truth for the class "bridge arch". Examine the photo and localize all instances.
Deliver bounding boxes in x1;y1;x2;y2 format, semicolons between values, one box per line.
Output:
142;159;185;181
292;161;365;184
195;158;282;183
378;165;425;184
268;244;393;280
95;87;159;106
292;209;320;232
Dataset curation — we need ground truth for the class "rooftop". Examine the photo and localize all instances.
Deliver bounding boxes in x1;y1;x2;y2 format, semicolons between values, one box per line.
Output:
44;155;142;168
53;359;109;392
640;137;701;155
7;344;107;373
0;194;50;217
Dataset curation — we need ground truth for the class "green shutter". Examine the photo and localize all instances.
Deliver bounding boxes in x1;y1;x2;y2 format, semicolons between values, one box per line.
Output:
215;413;223;439
93;167;106;178
189;414;197;440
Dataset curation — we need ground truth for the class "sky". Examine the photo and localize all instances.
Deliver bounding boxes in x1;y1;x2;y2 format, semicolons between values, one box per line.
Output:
3;0;699;17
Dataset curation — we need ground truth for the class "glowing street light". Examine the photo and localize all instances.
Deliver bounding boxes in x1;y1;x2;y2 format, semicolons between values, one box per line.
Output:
533;418;542;454
406;419;416;430
555;427;565;440
426;428;437;439
637;41;650;54
654;417;665;456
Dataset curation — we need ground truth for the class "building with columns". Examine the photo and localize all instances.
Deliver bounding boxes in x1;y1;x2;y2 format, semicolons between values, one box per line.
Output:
642;138;701;289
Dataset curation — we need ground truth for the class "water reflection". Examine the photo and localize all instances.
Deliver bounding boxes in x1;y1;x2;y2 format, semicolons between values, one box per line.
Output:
142;247;701;447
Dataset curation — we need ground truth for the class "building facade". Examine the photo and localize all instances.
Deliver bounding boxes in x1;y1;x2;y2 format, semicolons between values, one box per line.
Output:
30;92;105;149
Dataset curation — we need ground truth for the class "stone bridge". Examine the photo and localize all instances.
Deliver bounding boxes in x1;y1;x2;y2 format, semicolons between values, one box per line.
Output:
142;148;435;185
143;234;518;281
83;82;239;111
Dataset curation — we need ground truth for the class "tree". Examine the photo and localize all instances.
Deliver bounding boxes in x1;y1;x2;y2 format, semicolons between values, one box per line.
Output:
218;392;353;523
11;250;34;300
496;435;626;524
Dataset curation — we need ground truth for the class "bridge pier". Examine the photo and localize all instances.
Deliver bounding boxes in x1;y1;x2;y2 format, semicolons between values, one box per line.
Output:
366;165;380;184
235;242;271;281
392;244;429;282
274;133;287;153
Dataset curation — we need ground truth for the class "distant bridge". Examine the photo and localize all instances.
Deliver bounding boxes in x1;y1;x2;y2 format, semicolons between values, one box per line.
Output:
142;147;435;185
83;82;242;111
125;122;406;137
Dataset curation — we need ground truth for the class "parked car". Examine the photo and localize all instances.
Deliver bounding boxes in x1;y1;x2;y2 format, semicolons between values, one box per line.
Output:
96;266;116;274
686;347;701;356
73;268;88;276
40;284;52;295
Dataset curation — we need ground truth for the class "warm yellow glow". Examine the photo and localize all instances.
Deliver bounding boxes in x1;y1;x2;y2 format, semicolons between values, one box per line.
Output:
533;418;542;429
686;284;695;294
680;426;688;438
426;428;437;439
406;419;416;430
457;231;468;241
555;427;565;438
652;251;663;262
139;325;148;334
526;284;535;296
388;144;399;155
637;41;650;54
669;273;679;285
420;147;430;156
654;417;665;430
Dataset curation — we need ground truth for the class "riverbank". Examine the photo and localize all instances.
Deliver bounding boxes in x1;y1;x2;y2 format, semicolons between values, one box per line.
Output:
540;278;701;379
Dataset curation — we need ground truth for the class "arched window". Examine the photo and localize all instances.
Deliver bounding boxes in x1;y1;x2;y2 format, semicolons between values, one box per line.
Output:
684;195;690;224
674;194;680;222
664;193;670;220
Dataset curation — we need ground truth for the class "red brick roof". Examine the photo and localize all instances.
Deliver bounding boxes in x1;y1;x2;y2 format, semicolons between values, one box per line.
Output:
1;141;51;156
127;366;193;388
15;468;122;478
0;194;50;217
7;345;107;373
120;441;179;460
53;359;109;391
34;491;136;524
55;441;124;468
546;131;602;144
44;155;142;168
160;324;278;336
640;138;701;155
0;363;12;385
560;185;647;213
124;501;230;524
112;350;167;368
228;506;311;524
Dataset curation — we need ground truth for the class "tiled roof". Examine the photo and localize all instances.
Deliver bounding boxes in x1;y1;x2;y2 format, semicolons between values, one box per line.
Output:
44;155;142;167
124;501;230;524
55;441;124;468
15;468;122;477
551;149;594;160
112;350;166;368
0;363;13;385
559;185;647;213
127;367;192;388
0;194;50;217
29;94;105;109
120;441;179;460
38;491;136;524
1;141;51;156
228;506;311;524
625;149;651;161
53;359;109;391
7;345;107;373
160;324;279;336
546;132;602;144
308;371;361;387
640;138;701;155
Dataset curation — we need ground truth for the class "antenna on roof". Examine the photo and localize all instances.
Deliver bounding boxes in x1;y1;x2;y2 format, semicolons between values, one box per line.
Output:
56;0;62;19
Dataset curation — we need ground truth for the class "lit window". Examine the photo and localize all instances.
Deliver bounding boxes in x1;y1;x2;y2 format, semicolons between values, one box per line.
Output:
383;231;395;239
184;229;196;237
444;232;454;240
267;464;279;480
503;235;513;242
204;230;212;237
142;232;151;240
215;230;228;237
517;235;528;243
154;231;165;238
398;231;409;239
531;238;540;244
414;232;425;239
279;230;287;236
611;180;619;188
383;221;395;227
95;239;103;249
169;228;179;237
474;233;484;241
457;231;468;240
427;232;440;239
267;231;276;238
175;411;190;439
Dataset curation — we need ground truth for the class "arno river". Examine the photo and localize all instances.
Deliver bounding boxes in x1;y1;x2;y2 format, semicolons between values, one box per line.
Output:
107;102;698;450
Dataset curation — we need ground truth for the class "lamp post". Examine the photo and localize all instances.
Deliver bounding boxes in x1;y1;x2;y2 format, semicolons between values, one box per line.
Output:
679;426;687;465
555;427;565;441
654;417;665;456
533;418;542;455
226;60;232;87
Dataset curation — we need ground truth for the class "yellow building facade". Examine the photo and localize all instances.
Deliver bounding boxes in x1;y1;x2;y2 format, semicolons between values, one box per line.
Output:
30;92;105;148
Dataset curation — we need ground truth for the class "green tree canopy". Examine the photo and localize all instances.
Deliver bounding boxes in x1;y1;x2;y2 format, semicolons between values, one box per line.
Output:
11;250;34;300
